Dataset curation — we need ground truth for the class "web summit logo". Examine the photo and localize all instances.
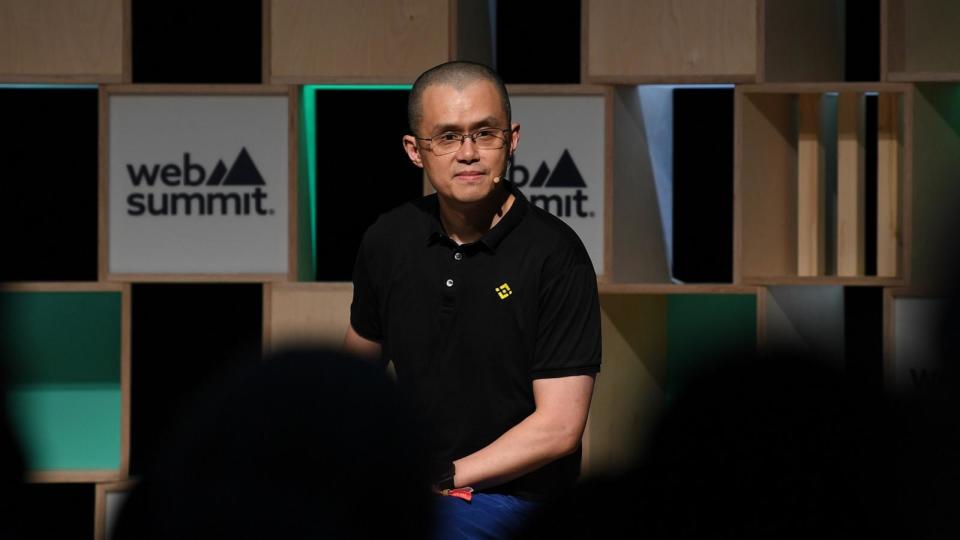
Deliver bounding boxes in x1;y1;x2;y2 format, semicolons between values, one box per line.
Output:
125;147;274;217
509;149;594;218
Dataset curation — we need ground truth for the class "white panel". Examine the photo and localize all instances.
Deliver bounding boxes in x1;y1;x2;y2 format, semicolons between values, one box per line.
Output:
509;95;606;274
893;298;947;392
109;95;289;274
105;490;129;540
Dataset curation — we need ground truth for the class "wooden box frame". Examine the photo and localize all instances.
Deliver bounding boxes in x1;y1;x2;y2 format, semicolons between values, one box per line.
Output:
2;282;131;483
583;284;764;477
582;0;848;84
0;0;131;83
883;0;960;82
98;85;299;282
265;0;481;84
734;83;913;285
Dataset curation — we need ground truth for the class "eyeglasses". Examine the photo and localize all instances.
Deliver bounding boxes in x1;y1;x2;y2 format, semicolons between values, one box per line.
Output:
415;127;511;156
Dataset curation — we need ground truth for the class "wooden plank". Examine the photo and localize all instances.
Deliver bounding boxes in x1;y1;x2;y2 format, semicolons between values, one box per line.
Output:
0;282;125;292
269;0;451;83
735;91;796;280
584;0;758;83
0;0;125;81
599;283;759;295
28;470;126;483
739;275;905;286
881;0;906;80
836;92;865;276
797;93;824;276
877;93;901;276
738;82;912;94
585;295;667;477
267;283;354;351
762;0;844;82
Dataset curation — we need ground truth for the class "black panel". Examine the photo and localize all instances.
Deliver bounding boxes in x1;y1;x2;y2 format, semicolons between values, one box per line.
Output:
0;88;99;281
495;1;580;84
313;90;423;281
844;286;883;392
130;284;263;474
13;484;94;540
132;0;262;83
672;88;735;283
844;0;881;82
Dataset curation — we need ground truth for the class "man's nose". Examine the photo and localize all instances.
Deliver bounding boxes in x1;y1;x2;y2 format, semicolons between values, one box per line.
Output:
455;136;480;160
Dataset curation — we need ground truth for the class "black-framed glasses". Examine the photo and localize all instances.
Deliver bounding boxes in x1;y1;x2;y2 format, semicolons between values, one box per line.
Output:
415;127;511;156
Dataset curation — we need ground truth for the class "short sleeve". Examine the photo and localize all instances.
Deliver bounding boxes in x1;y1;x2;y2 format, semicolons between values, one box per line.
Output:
531;262;602;378
350;238;383;342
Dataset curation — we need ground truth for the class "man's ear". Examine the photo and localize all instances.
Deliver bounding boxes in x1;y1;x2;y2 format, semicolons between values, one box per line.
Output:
509;122;520;156
402;135;424;168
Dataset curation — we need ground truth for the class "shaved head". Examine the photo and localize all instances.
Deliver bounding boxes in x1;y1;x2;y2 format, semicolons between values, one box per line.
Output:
408;61;511;135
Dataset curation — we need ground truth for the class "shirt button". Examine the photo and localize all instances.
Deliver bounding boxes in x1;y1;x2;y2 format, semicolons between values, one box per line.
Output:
454;252;463;261
445;279;454;287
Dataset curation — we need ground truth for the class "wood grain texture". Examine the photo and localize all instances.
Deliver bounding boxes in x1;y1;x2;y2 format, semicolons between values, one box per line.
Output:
269;0;452;83
736;91;796;280
877;93;901;277
266;282;354;351
884;0;960;80
797;93;824;276
585;0;758;82
0;0;125;81
584;294;667;477
762;0;844;82
836;92;865;276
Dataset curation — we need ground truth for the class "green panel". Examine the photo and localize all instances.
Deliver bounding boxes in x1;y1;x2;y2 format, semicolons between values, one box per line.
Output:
666;294;757;398
1;292;121;383
298;86;318;280
8;385;122;470
1;291;123;471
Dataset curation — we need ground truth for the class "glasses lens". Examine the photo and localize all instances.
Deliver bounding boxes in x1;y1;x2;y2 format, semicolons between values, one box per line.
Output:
474;129;505;150
428;129;507;156
430;133;461;155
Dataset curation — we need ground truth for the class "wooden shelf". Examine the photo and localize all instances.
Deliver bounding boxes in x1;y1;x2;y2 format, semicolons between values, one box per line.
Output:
1;283;130;483
583;0;847;84
585;288;760;477
0;0;129;83
735;83;912;283
266;0;458;84
883;0;960;82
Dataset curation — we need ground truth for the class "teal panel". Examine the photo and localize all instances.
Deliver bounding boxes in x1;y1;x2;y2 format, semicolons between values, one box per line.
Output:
298;85;318;280
666;294;757;398
8;385;122;470
1;291;123;471
1;292;121;384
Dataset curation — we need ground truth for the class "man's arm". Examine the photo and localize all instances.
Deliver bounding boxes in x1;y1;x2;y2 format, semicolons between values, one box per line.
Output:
449;373;596;491
343;324;384;365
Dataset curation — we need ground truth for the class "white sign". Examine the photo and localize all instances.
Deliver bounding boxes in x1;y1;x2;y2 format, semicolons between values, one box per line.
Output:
108;94;289;275
509;95;605;274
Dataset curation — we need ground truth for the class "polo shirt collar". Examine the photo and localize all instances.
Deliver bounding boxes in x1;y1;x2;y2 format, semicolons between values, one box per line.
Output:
424;180;529;252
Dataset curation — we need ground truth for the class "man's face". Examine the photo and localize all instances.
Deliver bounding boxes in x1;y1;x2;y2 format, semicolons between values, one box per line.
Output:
403;80;519;205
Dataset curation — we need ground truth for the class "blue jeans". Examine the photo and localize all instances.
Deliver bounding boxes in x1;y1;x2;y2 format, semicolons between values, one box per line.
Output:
433;493;542;540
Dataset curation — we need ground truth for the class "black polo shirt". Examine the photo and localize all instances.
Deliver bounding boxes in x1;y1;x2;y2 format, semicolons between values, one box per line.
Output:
350;180;601;499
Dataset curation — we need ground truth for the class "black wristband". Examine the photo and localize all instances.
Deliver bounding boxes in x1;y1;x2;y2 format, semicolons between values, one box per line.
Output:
434;461;455;491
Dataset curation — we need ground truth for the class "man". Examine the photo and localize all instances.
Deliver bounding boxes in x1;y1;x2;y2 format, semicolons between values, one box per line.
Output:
344;61;601;538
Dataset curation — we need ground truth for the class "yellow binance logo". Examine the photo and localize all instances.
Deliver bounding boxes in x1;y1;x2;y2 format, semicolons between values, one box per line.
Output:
495;283;513;300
